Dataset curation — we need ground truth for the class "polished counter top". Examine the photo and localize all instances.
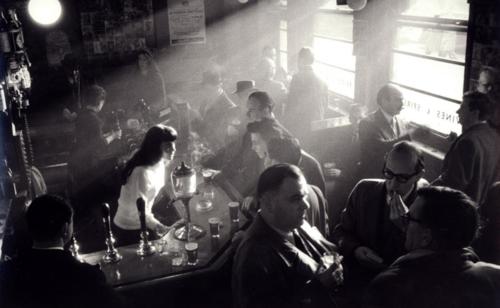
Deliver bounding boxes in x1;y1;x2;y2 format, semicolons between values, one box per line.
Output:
81;183;247;289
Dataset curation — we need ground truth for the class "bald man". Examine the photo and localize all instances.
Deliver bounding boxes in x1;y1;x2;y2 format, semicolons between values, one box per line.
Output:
333;141;428;286
358;84;428;179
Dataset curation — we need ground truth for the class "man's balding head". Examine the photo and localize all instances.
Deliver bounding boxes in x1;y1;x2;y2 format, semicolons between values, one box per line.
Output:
384;141;425;197
377;84;404;116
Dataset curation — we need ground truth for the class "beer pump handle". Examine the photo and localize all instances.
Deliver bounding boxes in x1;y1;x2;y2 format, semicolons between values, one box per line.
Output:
101;203;123;263
136;197;147;232
101;202;111;233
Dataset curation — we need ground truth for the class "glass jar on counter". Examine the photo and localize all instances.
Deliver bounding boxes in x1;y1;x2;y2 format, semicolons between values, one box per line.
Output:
196;169;216;212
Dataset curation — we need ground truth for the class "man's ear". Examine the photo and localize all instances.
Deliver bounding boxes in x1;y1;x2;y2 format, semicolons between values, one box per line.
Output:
63;222;70;236
60;222;72;243
260;192;274;213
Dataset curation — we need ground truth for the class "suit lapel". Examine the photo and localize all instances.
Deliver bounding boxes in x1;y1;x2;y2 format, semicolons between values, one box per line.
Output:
375;109;396;139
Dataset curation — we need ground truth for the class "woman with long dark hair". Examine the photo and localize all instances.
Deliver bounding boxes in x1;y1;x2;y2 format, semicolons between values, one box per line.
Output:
113;124;177;245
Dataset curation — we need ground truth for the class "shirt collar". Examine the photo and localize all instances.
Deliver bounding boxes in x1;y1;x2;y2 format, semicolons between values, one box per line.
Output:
469;120;488;129
380;108;394;125
260;212;294;239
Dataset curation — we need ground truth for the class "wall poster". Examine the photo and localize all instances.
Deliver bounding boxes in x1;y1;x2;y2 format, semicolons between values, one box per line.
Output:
79;0;155;59
168;0;206;46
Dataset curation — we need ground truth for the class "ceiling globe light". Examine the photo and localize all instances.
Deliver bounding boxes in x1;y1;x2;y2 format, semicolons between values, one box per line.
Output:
347;0;367;11
28;0;62;26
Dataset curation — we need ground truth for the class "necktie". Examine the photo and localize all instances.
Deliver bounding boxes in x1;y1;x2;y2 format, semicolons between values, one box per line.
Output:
391;118;398;137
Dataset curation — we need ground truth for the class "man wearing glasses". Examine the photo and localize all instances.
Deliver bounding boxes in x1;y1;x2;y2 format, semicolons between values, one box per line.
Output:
332;141;428;293
364;186;500;308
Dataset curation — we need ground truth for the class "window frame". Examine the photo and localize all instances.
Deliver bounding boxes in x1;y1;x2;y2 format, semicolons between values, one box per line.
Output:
313;5;356;103
390;5;470;136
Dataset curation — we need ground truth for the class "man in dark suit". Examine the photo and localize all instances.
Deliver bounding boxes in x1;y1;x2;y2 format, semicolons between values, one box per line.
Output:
265;136;328;235
364;186;500;308
434;91;500;206
71;85;122;196
70;85;122;252
358;84;427;179
232;164;343;308
285;47;329;150
240;134;329;237
333;141;428;292
0;195;122;308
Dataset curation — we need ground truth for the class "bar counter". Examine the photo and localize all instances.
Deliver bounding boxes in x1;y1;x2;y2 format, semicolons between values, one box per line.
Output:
81;182;247;290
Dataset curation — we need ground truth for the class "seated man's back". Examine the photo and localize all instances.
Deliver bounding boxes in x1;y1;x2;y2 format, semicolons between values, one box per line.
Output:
0;249;121;308
0;194;122;308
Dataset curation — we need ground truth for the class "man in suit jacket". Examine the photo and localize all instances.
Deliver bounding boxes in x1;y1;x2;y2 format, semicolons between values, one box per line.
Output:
364;186;500;308
0;195;122;308
238;133;329;237
358;84;426;179
333;141;428;290
70;85;121;203
265;136;328;234
434;91;500;206
285;47;329;150
232;164;343;308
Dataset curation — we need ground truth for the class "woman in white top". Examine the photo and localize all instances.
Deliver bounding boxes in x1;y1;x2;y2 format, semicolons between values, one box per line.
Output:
113;124;177;246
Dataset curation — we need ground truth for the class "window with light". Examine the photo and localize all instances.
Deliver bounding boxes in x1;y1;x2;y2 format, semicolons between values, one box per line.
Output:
391;0;469;135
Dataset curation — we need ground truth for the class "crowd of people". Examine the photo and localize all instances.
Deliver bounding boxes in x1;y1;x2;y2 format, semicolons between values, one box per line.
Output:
1;45;500;307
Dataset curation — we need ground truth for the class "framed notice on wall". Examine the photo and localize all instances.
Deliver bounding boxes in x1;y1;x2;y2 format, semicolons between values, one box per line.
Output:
168;0;206;46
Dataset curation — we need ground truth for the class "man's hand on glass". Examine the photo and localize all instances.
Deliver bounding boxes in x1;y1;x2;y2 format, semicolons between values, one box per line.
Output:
316;253;344;288
154;223;169;237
